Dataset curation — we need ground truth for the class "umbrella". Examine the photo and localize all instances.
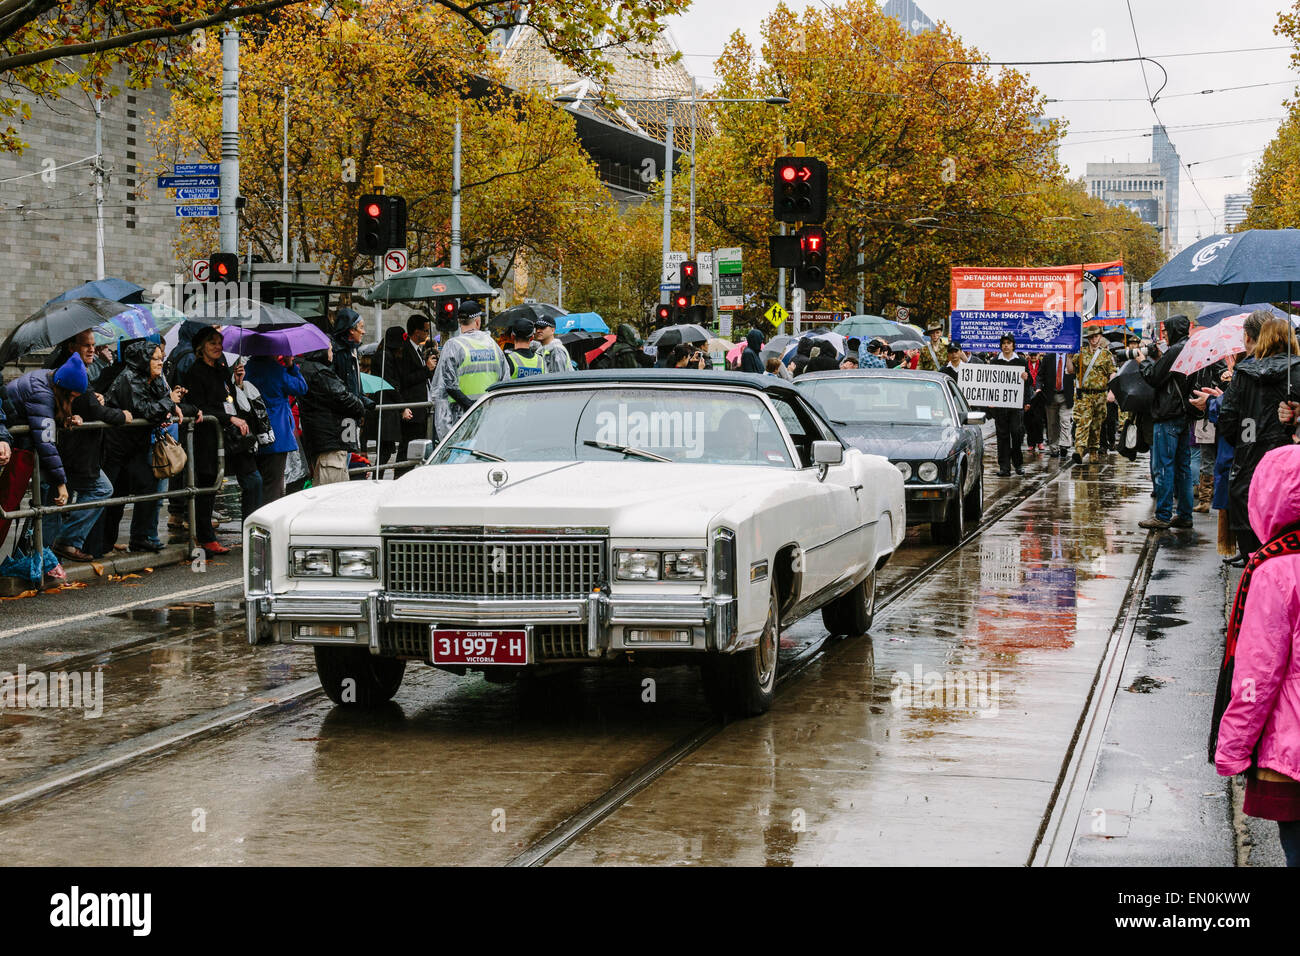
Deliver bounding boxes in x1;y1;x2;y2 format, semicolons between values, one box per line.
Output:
647;323;710;348
556;311;609;334
194;297;304;329
761;333;797;359
46;278;145;307
726;341;747;365
360;372;394;394
560;329;604;346
1108;359;1156;414
222;323;330;357
1194;301;1288;329
583;334;617;365
0;297;134;366
1149;230;1300;304
1171;315;1248;376
781;333;847;365
365;267;495;303
886;332;925;349
704;337;734;352
833;315;895;338
489;302;566;332
91;303;159;345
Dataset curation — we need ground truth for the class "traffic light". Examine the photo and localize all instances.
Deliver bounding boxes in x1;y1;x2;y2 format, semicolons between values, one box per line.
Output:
434;297;459;334
795;225;828;292
672;291;691;311
679;259;699;296
685;304;710;326
654;304;672;327
357;194;387;255
208;253;239;283
773;156;828;223
388;195;407;250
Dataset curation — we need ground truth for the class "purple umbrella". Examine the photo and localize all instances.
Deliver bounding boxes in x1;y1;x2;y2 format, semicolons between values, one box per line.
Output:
222;323;329;357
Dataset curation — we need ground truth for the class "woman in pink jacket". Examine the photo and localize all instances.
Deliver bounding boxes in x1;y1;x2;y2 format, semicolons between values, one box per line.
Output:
1215;443;1300;866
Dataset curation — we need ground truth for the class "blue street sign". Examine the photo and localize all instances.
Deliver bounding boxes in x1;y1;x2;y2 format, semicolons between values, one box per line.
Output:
175;186;219;201
175;205;219;218
173;163;219;176
158;175;218;189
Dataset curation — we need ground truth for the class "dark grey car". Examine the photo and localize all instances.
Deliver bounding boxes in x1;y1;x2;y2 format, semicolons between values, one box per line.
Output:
794;370;986;544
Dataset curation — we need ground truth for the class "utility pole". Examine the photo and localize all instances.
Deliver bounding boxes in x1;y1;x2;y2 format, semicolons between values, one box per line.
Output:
93;93;105;281
792;140;805;335
689;78;697;259
219;24;240;255
660;101;675;306
450;107;462;270
281;86;289;263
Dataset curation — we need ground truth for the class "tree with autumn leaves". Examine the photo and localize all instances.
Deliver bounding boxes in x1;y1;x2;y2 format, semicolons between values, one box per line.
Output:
689;0;1162;327
149;1;622;288
1240;3;1300;231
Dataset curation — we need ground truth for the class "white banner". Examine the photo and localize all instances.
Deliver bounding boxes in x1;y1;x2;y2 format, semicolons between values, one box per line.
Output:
958;364;1024;409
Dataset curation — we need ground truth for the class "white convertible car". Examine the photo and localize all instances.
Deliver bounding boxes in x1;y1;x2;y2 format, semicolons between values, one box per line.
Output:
243;370;905;717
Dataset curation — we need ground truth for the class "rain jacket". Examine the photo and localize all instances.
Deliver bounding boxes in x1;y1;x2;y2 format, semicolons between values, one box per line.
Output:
610;324;649;369
806;342;840;374
1215;443;1300;783
331;311;369;406
243;356;307;455
375;327;413;437
790;338;814;376
297;350;366;459
740;329;765;374
1139;315;1193;422
182;353;241;476
164;320;207;384
4;369;67;485
431;329;510;439
105;341;181;460
1216;353;1300;532
60;375;128;484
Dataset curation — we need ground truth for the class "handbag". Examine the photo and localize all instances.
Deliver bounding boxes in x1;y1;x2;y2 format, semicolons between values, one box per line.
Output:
151;427;188;479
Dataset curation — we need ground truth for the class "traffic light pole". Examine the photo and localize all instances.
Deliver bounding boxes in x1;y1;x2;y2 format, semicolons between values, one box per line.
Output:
659;101;675;307
219;24;240;256
792;140;804;335
451;107;462;270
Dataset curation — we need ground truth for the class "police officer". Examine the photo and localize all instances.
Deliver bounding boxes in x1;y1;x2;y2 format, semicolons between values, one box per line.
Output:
431;299;510;438
917;323;950;372
1072;325;1117;464
532;315;572;373
504;317;547;379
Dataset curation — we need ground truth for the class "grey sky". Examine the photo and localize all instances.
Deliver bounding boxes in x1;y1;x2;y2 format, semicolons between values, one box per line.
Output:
664;0;1298;248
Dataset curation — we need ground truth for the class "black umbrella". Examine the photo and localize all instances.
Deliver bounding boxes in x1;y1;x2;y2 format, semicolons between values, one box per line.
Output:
647;323;710;348
0;297;132;367
192;297;306;329
887;333;925;350
489;302;565;332
560;329;604;346
1108;359;1155;414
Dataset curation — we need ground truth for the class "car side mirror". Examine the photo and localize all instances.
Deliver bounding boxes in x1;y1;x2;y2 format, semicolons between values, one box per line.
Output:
406;439;434;462
965;411;987;425
812;440;843;482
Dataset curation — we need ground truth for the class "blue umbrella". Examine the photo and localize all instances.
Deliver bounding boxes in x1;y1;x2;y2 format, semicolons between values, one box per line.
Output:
555;311;608;334
1194;301;1289;328
46;278;145;307
1148;230;1300;304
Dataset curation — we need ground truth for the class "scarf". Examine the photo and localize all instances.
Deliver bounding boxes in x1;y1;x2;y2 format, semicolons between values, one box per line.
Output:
1208;521;1300;761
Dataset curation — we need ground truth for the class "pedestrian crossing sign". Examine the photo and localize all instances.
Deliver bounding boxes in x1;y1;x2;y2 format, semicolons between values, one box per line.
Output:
765;303;790;325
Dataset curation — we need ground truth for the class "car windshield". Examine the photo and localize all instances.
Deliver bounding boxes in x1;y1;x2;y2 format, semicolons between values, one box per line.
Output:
431;387;793;467
797;377;954;426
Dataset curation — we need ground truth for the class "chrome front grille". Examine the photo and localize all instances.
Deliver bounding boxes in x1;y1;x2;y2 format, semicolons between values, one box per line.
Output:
381;621;429;659
385;538;605;599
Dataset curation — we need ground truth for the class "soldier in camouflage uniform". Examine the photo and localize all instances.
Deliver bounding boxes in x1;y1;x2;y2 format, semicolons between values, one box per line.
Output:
917;324;950;372
1072;326;1117;464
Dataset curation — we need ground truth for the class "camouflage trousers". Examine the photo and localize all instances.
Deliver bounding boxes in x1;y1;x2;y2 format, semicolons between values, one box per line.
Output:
1074;394;1107;452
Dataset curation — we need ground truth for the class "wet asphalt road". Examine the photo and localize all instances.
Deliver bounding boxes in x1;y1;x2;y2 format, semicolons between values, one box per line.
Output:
0;451;1243;865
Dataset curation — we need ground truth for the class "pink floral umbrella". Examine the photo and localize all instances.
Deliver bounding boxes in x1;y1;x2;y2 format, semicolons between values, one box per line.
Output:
1171;314;1247;375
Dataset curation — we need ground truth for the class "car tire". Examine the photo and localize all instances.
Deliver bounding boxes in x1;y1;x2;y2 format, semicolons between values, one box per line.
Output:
821;568;876;636
932;476;966;545
963;466;984;523
314;646;406;708
702;582;779;718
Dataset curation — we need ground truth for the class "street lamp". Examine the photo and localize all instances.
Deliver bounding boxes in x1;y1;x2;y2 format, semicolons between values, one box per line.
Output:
556;92;788;305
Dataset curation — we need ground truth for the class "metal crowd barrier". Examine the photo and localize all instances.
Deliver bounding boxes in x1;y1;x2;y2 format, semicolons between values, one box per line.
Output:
347;398;437;477
0;417;225;576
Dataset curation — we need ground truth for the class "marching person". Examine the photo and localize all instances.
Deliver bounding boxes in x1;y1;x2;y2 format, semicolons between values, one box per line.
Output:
917;323;949;372
532;315;572;374
504;317;547;379
940;341;966;382
432;300;510;438
1038;351;1075;461
1072;326;1117;466
991;333;1029;477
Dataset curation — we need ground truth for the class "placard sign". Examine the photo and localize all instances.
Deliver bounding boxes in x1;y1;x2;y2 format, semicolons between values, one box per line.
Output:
949;266;1083;354
958;363;1026;409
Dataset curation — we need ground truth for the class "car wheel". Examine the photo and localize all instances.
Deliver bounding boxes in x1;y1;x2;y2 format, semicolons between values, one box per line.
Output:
702;582;779;718
821;568;876;636
963;466;984;523
314;646;406;708
932;477;966;545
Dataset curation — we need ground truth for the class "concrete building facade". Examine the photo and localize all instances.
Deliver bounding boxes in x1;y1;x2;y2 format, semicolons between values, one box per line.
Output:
1224;192;1249;230
1085;161;1172;255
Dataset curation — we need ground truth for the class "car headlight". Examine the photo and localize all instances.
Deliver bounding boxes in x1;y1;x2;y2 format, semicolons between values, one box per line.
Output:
918;461;939;482
663;550;707;581
336;548;377;578
896;461;912;481
290;548;334;576
616;550;661;581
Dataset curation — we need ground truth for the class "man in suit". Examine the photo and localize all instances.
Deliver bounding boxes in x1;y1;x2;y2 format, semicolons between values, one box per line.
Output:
1037;351;1075;460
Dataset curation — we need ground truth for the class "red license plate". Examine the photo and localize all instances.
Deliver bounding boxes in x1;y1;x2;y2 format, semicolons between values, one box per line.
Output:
431;629;528;665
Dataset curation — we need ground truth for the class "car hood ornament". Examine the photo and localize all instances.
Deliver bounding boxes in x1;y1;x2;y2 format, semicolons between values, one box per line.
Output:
488;467;509;490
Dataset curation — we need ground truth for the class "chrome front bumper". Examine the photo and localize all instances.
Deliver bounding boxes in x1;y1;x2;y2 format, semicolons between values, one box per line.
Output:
246;590;738;657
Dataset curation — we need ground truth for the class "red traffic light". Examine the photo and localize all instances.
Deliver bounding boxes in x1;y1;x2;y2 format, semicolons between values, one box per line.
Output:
780;165;797;182
681;263;695;277
365;202;382;218
802;233;822;253
673;293;690;309
214;261;230;277
441;300;456;315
